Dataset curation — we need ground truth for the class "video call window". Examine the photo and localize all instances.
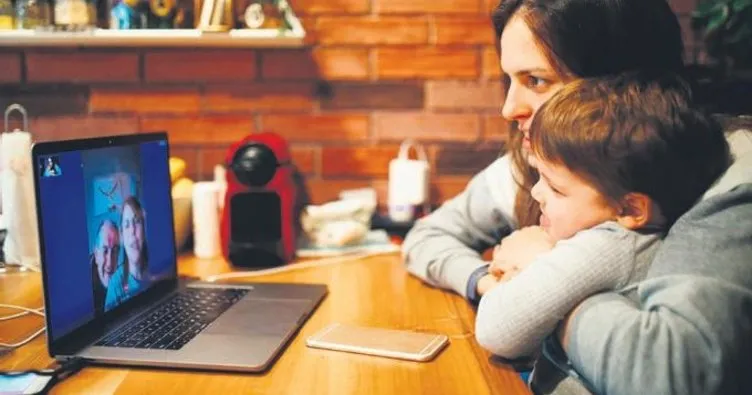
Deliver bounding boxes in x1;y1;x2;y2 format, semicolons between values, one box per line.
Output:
40;156;62;177
83;146;152;314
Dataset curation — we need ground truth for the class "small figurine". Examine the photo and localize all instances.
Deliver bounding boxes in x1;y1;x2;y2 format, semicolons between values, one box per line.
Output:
110;0;145;29
172;0;194;28
146;0;176;28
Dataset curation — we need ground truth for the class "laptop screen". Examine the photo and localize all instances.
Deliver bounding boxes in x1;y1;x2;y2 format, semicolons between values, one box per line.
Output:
35;135;177;341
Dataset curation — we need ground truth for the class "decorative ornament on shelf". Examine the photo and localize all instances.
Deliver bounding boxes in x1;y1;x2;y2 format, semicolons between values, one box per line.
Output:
234;0;285;30
196;0;232;31
147;0;177;27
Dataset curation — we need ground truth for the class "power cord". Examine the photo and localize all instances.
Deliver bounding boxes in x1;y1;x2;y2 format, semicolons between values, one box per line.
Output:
0;303;45;321
0;327;46;348
203;250;399;282
0;303;46;348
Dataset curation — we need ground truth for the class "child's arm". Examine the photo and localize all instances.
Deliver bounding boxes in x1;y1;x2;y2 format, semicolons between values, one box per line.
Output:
474;222;661;358
489;226;555;279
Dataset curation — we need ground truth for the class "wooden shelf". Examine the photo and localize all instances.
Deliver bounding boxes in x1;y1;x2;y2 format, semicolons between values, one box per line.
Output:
0;28;305;47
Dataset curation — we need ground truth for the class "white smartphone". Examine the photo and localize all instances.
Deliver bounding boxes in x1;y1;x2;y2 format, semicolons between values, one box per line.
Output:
306;323;449;362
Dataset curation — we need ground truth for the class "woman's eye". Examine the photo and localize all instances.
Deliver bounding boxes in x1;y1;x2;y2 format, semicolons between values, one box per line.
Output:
525;76;548;89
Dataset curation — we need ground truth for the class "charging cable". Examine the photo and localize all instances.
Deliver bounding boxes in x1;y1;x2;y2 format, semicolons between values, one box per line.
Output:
0;357;84;378
0;304;46;348
0;304;45;321
1;357;86;394
0;327;46;348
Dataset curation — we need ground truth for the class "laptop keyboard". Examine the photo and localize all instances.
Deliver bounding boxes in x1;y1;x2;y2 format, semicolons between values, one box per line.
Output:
95;288;248;350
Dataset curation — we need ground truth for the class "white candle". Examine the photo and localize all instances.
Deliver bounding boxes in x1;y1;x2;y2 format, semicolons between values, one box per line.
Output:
192;181;222;259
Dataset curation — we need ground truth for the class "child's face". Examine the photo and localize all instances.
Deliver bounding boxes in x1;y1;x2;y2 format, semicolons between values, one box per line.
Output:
530;155;618;242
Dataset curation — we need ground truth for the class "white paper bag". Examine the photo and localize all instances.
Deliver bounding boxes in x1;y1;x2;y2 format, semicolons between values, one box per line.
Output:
2;104;40;271
388;139;430;223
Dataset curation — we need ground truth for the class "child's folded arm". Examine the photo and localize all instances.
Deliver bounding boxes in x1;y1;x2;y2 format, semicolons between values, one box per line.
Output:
474;223;652;358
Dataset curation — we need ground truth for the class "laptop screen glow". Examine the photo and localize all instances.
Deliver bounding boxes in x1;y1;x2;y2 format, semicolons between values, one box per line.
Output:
36;138;176;341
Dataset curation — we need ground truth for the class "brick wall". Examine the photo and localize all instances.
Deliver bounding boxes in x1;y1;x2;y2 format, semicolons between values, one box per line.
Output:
0;0;700;207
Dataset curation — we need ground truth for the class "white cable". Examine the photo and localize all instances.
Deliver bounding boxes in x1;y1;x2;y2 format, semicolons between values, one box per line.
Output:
203;250;398;282
0;311;37;321
0;304;45;321
0;326;46;348
0;304;46;349
0;263;41;273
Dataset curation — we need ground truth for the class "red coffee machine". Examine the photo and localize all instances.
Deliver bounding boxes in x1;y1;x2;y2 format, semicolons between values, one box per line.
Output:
220;132;297;267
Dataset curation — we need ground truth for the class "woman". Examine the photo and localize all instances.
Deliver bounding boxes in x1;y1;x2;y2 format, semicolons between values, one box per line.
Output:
402;0;752;393
105;196;150;311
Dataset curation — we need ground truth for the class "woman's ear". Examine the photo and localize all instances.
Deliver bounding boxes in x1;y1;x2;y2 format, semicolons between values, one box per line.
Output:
614;192;653;230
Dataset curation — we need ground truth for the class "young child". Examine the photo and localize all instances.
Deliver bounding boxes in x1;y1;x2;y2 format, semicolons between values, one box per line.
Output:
474;73;731;359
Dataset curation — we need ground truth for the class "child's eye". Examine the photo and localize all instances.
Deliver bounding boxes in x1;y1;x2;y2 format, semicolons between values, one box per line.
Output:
545;180;563;195
551;184;567;196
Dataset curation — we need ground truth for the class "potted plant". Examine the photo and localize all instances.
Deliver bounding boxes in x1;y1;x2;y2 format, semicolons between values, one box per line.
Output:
692;0;752;72
689;0;752;116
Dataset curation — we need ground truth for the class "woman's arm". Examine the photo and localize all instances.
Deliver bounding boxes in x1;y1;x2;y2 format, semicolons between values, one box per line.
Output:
475;223;660;358
402;155;519;298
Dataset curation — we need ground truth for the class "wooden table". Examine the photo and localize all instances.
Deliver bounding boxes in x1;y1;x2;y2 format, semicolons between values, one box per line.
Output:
0;253;530;394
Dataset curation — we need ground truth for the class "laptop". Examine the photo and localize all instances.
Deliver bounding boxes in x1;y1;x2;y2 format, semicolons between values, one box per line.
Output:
32;132;327;372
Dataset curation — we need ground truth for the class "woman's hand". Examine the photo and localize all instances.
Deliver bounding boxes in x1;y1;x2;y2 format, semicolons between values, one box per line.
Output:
476;273;502;296
477;263;525;297
556;302;585;352
489;226;555;278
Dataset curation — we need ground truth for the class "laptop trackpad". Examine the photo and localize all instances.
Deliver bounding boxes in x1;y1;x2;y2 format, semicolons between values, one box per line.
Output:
205;298;310;336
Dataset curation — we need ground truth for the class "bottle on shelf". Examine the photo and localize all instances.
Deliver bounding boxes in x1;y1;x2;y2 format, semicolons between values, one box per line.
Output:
0;0;13;29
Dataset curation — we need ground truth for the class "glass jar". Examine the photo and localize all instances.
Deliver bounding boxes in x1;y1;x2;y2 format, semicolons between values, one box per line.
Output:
16;0;52;29
54;0;97;30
